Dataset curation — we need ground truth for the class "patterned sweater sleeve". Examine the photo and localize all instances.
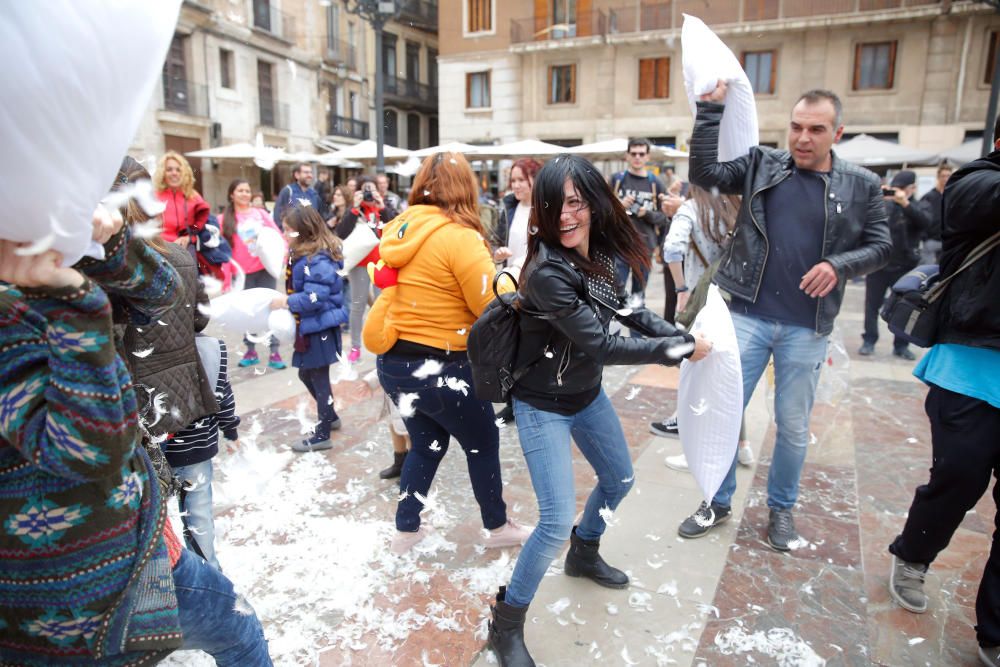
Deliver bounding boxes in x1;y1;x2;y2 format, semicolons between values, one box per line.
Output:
0;281;139;481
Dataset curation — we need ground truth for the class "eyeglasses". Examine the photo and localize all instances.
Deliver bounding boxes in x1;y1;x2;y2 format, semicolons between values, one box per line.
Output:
628;151;648;157
562;197;589;213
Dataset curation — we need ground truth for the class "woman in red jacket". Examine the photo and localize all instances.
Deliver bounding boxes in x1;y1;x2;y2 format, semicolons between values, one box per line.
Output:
155;150;210;247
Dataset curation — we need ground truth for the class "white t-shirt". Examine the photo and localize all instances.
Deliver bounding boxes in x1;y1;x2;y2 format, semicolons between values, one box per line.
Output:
506;203;532;280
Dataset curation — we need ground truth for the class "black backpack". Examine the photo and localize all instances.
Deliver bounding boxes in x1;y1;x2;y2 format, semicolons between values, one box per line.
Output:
468;272;564;403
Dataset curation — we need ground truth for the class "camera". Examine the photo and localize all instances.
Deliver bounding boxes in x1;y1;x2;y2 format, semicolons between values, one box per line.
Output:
363;185;375;203
881;186;897;197
627;201;643;216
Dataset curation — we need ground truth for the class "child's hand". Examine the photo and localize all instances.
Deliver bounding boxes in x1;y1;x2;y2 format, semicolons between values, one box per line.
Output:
270;294;288;310
226;439;240;454
0;241;84;289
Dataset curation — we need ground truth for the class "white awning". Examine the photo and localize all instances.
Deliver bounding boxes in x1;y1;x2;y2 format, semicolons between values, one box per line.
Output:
833;134;939;167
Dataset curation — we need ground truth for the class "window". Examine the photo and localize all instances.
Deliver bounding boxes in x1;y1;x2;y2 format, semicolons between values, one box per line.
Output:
257;60;275;126
219;48;234;89
742;50;776;95
466;71;490;108
326;3;340;53
853;41;897;90
383;33;398;86
428;48;438;89
548;64;576;104
327;83;341;116
987;31;999;85
429;116;439;146
406;42;420;82
551;0;577;38
407;113;421;150
467;0;492;33
253;0;272;32
384;109;398;147
163;34;189;113
638;57;669;100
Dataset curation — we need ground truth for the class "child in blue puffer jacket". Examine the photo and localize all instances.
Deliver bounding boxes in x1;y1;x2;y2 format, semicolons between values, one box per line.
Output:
270;206;349;452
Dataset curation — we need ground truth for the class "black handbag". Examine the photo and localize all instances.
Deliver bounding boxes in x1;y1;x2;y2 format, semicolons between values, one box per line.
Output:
881;230;1000;347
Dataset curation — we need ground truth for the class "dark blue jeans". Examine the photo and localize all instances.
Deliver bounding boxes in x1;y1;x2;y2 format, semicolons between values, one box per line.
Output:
174;549;272;665
377;353;507;532
298;366;338;435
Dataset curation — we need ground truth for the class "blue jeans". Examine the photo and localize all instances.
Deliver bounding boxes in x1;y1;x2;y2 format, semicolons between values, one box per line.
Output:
505;391;635;607
377;353;507;532
712;312;828;510
174;549;272;665
174;459;220;570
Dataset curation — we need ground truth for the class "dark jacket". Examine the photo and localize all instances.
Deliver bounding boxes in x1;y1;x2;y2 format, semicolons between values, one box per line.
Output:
689;101;891;335
937;151;1000;351
273;182;322;228
919;188;944;242
884;196;932;270
492;193;519;249
287;251;349;334
333;202;397;240
514;242;693;396
123;242;219;437
611;171;669;252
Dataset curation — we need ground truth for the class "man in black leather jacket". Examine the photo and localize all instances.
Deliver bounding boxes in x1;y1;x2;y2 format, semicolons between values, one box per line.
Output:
675;83;891;551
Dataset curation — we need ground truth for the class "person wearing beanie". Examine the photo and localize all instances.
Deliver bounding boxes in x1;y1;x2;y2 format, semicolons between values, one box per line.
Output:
859;169;932;360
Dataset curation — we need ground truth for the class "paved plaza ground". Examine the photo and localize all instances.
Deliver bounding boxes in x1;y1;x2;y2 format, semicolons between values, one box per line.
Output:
164;265;994;667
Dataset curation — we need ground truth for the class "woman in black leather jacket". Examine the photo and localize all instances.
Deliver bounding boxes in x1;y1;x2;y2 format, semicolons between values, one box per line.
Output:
487;155;712;667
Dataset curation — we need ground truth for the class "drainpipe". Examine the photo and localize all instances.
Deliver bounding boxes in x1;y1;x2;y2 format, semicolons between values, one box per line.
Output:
954;16;973;124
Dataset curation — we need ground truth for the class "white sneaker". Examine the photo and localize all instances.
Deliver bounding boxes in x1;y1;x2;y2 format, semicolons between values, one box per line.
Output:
664;454;689;472
391;526;433;555
737;441;755;467
482;519;532;549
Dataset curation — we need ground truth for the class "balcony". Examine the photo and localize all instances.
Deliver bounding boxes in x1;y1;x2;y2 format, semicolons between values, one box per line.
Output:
326;113;369;140
383;76;438;111
253;3;296;42
161;78;210;118
510;10;607;44
396;0;438;32
259;101;291;131
325;43;358;71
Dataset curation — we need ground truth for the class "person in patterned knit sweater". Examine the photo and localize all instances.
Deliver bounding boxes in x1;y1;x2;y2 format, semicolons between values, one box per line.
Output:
0;190;270;663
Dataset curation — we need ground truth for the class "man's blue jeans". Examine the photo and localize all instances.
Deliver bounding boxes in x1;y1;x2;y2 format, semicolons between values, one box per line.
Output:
174;549;272;665
174;459;220;570
712;312;828;511
505;391;634;608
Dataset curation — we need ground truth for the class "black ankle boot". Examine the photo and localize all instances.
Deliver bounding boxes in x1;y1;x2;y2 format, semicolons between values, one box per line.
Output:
488;586;535;667
563;526;629;589
378;451;407;479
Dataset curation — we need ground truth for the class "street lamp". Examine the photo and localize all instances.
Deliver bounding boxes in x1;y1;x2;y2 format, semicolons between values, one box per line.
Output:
344;0;410;172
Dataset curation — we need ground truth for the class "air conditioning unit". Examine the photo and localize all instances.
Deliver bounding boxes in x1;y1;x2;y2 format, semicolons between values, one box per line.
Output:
210;122;223;147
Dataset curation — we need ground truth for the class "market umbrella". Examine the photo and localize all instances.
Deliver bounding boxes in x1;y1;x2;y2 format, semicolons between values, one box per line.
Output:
567;138;688;161
317;140;412;165
834;134;939;167
413;141;483;157
466;139;566;161
941;140;982;167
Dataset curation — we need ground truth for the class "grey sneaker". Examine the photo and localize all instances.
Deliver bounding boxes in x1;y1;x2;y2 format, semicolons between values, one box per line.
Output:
767;508;798;552
980;645;1000;667
678;501;731;539
889;554;928;613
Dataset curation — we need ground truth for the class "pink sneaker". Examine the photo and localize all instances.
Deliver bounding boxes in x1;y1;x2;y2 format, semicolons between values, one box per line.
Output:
347;346;361;363
482;519;533;549
391;526;434;555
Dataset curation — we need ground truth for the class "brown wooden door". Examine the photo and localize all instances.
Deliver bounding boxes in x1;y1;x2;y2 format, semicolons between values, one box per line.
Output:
163;135;204;197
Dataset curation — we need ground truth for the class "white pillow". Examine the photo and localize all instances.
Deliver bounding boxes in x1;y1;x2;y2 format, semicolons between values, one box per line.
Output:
255;226;288;280
0;2;181;265
682;14;760;162
206;288;284;333
339;222;380;275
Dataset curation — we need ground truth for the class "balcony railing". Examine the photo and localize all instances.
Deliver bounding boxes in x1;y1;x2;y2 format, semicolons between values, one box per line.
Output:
396;0;438;30
384;76;437;107
161;78;210;118
511;10;607;44
259;101;291;131
253;3;296;41
325;43;358;70
326;113;369;140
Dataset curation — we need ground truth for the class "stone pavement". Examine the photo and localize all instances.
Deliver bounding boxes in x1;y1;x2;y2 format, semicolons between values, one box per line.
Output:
164;266;994;667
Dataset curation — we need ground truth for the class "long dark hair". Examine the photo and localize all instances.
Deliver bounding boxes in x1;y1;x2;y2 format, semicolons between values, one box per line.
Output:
524;154;649;284
222;178;250;245
690;184;740;245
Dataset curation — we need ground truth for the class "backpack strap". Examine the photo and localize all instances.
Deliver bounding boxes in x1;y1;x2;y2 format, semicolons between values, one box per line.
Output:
927;229;1000;303
648;172;659;199
689;233;709;269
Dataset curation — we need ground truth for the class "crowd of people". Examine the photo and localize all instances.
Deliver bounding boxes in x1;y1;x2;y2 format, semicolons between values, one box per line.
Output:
1;78;997;667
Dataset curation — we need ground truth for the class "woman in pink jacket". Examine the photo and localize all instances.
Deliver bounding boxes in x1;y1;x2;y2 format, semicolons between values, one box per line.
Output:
155;151;210;246
220;178;288;369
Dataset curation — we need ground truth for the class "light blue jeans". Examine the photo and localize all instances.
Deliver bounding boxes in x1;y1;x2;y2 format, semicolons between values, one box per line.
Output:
174;459;220;570
505;390;634;608
712;312;828;511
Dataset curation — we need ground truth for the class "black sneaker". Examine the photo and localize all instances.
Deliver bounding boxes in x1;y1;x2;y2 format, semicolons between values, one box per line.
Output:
858;342;875;356
650;416;679;438
767;508;798;551
893;347;917;361
678;501;731;539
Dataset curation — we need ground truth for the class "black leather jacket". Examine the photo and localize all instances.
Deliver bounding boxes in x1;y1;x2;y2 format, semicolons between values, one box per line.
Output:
513;242;693;397
690;101;891;335
884;196;932;270
937;151;1000;351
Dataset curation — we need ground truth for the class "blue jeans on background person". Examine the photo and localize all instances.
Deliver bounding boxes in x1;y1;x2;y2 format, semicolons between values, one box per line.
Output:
377;353;507;533
505;390;635;608
712;312;828;510
174;459;220;570
173;549;272;665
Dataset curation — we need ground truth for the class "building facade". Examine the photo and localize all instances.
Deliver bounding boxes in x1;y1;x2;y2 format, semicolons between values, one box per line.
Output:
129;0;438;208
437;0;1000;156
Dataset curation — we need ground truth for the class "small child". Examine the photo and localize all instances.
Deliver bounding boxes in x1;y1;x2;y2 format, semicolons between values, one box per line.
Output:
163;335;240;570
271;206;349;453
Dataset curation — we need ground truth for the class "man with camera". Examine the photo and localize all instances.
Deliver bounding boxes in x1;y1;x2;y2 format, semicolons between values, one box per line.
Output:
859;170;932;360
610;138;670;307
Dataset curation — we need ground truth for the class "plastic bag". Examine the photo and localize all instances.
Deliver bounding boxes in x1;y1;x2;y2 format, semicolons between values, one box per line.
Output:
815;326;850;407
206;287;283;333
0;2;182;265
681;14;760;162
678;285;744;505
255;226;287;279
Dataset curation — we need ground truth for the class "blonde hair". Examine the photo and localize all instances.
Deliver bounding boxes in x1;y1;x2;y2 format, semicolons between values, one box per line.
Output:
154;150;197;199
